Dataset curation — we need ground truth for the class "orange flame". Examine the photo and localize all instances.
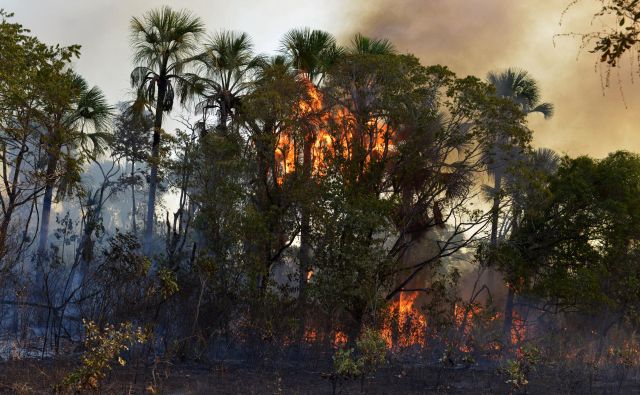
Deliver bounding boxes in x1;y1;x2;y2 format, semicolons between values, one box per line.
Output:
303;328;317;343
275;78;395;184
511;310;526;347
454;303;527;353
333;331;348;348
382;291;427;349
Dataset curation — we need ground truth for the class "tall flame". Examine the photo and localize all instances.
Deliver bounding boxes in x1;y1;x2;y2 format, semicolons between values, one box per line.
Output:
382;291;427;349
274;78;395;184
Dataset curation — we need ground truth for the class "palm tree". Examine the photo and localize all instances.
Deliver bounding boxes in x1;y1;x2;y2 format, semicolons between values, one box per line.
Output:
129;6;204;250
280;28;341;304
486;68;554;348
485;68;553;249
280;28;342;86
191;31;260;133
37;74;112;258
500;147;559;348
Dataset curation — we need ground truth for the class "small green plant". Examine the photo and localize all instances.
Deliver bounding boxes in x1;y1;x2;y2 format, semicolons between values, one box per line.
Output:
505;359;528;391
503;345;541;393
333;348;362;377
157;267;179;299
356;327;387;375
327;327;387;394
355;327;387;392
58;320;147;392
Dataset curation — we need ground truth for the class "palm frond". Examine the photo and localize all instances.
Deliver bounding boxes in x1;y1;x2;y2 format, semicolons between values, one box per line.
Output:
487;67;552;118
350;33;396;55
531;102;554;119
130;66;156;88
530;147;560;174
129;6;204;109
280;28;340;83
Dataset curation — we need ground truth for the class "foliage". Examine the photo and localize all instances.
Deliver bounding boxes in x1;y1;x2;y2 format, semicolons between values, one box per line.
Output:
502;345;541;392
59;320;147;392
355;327;388;374
333;347;362;377
329;328;387;394
502;151;640;332
562;1;640;67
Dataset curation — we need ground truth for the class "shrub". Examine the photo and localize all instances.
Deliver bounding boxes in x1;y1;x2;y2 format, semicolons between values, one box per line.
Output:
58;320;147;392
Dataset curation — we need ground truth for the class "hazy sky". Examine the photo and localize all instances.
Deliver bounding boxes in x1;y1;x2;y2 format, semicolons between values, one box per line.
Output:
4;0;639;158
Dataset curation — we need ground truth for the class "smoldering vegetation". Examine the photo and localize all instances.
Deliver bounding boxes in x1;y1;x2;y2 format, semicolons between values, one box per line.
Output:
2;3;640;394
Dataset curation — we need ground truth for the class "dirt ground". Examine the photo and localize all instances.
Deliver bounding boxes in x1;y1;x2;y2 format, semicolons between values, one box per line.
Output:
0;357;504;394
0;357;638;394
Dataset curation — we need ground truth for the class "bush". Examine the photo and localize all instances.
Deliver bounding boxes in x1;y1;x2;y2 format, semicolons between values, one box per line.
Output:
58;320;147;393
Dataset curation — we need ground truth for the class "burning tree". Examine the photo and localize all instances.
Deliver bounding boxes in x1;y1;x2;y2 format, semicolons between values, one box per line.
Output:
294;53;531;347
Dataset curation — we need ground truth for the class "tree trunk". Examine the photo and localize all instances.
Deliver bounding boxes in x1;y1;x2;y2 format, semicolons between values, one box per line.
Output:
298;137;313;304
0;203;15;261
143;81;167;252
131;160;137;234
502;286;515;350
489;171;502;249
38;153;58;257
486;170;502;291
0;141;27;261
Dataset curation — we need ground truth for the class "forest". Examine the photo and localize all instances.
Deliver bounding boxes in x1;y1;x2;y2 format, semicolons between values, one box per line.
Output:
2;2;640;393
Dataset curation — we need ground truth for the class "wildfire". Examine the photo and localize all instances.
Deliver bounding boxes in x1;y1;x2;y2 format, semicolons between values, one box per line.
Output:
454;303;527;353
303;328;317;343
382;291;427;349
333;331;348;348
274;133;295;185
300;298;527;356
274;78;395;184
302;327;347;348
511;310;526;346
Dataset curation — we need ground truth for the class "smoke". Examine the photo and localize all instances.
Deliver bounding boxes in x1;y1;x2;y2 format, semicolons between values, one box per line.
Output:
346;0;640;159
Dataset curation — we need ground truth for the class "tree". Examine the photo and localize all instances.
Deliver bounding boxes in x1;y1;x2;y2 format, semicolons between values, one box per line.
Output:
494;147;559;348
485;68;553;250
485;68;553;347
505;151;640;357
308;54;530;339
280;28;342;85
129;6;204;250
191;31;260;133
279;28;342;306
0;11;79;264
348;33;396;55
237;55;304;293
37;74;112;259
111;103;152;234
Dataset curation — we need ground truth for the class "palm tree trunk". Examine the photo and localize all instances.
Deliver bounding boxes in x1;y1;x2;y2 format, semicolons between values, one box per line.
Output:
143;81;166;252
131;160;137;234
487;170;502;292
490;172;502;248
502;197;519;350
38;153;58;257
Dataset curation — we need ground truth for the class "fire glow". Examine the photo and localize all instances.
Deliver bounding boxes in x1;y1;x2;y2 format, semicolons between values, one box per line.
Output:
300;293;528;354
274;78;395;184
284;80;529;354
382;291;427;349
